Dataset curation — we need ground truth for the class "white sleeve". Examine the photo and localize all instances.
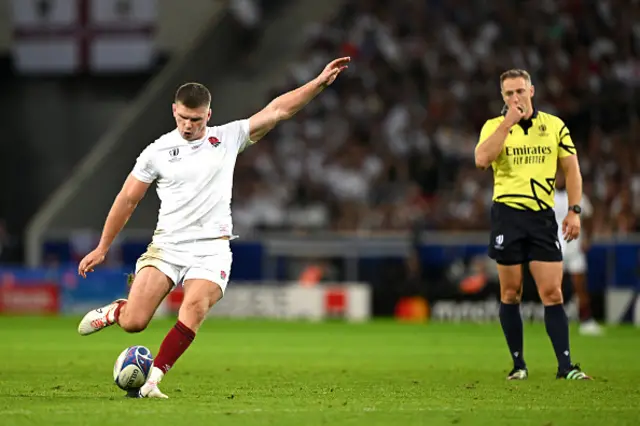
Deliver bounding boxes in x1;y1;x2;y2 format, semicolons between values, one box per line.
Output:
218;119;255;153
131;145;158;183
582;194;594;218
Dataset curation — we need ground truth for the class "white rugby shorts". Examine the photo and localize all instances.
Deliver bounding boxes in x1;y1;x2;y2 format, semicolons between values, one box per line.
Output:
561;240;586;274
135;238;232;293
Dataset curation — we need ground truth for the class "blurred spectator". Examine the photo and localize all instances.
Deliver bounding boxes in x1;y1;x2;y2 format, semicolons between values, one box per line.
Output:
232;0;640;237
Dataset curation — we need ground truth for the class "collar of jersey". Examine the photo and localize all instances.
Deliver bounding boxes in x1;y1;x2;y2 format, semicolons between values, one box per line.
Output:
186;131;208;145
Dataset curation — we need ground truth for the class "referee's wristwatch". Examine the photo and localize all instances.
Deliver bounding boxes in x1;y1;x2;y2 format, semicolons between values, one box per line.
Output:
568;205;582;214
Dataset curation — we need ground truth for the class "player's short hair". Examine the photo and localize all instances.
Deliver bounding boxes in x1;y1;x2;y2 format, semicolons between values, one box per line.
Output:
174;82;211;109
500;69;532;86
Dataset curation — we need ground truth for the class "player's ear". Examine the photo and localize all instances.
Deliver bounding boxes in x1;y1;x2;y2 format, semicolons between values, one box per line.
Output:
207;108;212;121
172;103;177;116
530;85;535;98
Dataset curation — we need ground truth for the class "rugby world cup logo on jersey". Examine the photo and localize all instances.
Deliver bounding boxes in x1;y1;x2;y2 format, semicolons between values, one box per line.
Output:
494;234;504;250
538;124;548;137
169;147;181;162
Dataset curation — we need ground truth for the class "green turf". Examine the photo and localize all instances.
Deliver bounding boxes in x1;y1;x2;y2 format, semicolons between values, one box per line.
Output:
0;317;638;426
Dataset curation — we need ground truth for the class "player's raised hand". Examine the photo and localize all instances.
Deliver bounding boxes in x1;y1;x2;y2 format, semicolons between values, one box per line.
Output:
78;247;107;278
503;101;526;127
562;213;581;242
317;57;350;87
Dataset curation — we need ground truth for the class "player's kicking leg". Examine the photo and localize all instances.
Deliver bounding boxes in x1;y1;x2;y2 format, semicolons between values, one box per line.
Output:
497;264;528;380
137;275;225;399
77;266;173;336
77;298;126;336
529;261;591;380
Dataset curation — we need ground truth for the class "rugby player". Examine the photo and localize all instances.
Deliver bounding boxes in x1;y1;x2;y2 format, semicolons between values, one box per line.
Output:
475;69;591;380
76;57;351;398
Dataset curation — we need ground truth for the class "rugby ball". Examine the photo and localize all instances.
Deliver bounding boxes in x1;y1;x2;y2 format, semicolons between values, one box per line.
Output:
113;345;154;390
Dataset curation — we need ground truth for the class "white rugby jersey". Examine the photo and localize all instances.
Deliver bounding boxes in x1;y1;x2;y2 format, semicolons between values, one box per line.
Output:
131;119;253;244
553;188;592;251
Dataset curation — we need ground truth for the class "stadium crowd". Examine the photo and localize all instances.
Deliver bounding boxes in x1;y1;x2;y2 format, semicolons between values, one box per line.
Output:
232;0;640;237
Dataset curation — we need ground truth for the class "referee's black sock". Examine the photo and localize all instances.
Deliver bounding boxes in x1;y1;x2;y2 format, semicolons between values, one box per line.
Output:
544;304;572;371
499;302;526;370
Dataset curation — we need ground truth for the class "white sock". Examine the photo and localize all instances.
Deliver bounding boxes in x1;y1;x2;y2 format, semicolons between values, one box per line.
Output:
145;366;165;386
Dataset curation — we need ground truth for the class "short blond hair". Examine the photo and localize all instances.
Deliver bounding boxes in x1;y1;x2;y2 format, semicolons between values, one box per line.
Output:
500;69;532;86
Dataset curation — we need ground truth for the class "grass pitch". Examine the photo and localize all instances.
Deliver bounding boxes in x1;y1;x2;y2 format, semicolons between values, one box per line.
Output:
0;317;638;425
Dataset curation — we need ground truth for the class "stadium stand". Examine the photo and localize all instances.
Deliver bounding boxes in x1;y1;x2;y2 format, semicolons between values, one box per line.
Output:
231;0;640;236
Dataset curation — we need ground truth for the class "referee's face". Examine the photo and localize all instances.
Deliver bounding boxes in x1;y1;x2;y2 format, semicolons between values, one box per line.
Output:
501;77;534;116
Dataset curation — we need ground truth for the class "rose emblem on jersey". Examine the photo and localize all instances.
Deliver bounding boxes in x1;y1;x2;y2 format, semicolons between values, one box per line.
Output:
208;137;221;147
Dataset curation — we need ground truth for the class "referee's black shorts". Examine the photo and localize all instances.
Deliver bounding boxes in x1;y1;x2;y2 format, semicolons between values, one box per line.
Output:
488;202;563;265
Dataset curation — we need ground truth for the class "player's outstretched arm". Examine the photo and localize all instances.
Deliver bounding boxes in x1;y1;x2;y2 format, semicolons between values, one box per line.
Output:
248;57;350;142
78;174;150;278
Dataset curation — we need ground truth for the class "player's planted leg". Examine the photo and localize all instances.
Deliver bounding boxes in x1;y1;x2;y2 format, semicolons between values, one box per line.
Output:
139;278;223;398
137;320;194;399
497;264;528;380
530;261;591;380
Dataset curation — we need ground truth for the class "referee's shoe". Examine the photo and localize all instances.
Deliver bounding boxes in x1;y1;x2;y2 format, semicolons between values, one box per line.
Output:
507;367;528;380
556;364;591;380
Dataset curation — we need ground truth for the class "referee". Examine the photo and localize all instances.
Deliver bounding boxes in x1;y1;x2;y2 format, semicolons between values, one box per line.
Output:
475;69;591;380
